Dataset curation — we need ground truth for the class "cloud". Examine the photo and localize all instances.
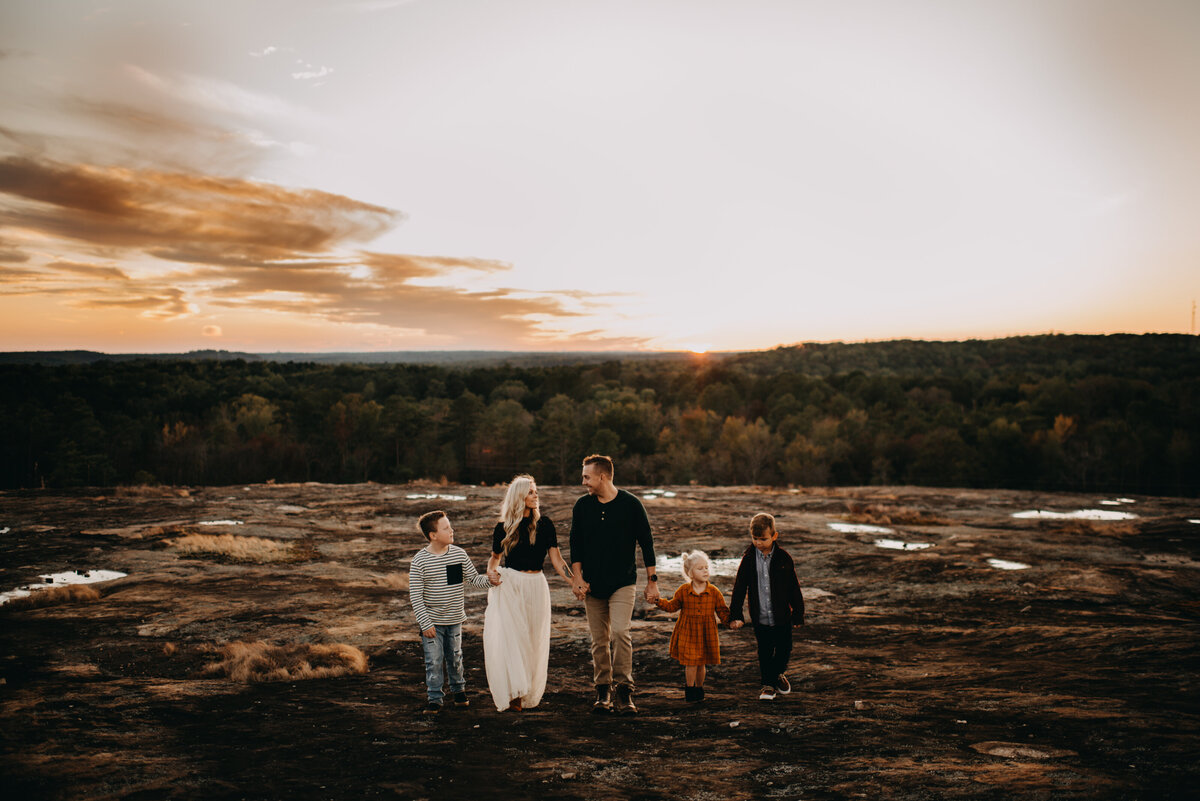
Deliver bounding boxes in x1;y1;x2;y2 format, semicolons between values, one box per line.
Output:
46;260;130;280
0;152;616;344
123;65;302;120
0;156;399;252
69;287;194;319
202;325;222;336
292;65;334;81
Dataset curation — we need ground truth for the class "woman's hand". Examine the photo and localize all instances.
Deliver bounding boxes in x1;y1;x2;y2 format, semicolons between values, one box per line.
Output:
487;569;502;586
729;620;744;630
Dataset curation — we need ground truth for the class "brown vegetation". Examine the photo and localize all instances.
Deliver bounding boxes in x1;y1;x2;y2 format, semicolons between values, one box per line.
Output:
1049;520;1139;538
843;503;949;526
166;533;296;562
200;641;369;683
113;485;191;499
1;584;101;611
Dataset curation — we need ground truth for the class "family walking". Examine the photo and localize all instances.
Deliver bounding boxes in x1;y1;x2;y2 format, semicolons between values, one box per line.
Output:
406;453;805;714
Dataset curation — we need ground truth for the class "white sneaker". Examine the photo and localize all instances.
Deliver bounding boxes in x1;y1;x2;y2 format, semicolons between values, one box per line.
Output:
759;685;777;701
776;675;792;695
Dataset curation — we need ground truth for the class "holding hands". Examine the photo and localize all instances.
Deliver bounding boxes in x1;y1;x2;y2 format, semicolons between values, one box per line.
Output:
487;569;503;586
729;619;744;630
570;576;590;601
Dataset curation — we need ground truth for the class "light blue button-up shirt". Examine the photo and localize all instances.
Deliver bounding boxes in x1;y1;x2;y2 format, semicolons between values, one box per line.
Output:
754;545;775;625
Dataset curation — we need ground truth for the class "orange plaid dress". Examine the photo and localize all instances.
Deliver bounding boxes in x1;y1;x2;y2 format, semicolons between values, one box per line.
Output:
655;583;731;666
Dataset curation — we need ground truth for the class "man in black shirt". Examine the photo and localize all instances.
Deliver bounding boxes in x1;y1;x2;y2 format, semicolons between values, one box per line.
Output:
569;454;658;714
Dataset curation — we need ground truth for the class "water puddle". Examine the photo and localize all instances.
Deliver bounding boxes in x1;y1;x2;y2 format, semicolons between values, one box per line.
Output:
642;489;678;499
829;522;894;534
1;526;9;534
276;505;308;514
1;569;127;605
1011;509;1138;521
987;559;1030;570
1099;498;1136;506
405;493;467;501
655;555;742;578
874;539;933;551
1189;519;1200;525
197;520;244;526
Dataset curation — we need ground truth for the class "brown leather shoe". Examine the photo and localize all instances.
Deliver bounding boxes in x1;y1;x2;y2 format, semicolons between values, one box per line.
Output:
592;684;612;714
614;684;637;715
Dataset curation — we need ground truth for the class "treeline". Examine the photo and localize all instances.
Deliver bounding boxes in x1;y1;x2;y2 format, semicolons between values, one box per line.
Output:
3;335;1197;495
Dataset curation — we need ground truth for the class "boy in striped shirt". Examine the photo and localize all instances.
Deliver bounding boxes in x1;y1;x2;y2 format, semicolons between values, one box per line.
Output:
410;510;498;714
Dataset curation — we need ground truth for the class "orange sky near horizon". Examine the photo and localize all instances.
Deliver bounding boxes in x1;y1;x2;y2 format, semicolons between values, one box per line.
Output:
1;0;1198;353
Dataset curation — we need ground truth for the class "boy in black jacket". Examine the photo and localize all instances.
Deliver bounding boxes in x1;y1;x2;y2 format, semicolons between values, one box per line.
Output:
729;512;804;700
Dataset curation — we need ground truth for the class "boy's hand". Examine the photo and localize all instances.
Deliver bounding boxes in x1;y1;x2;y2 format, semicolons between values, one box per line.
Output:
422;627;436;638
729;620;744;630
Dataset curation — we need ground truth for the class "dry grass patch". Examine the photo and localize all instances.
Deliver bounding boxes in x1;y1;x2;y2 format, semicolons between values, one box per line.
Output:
371;572;408;591
1050;520;1139;538
114;485;191;498
166;533;296;562
201;641;368;682
844;503;949;526
2;584;101;611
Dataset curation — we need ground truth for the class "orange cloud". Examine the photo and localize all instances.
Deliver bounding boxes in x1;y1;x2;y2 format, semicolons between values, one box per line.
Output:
0;149;616;345
46;260;130;280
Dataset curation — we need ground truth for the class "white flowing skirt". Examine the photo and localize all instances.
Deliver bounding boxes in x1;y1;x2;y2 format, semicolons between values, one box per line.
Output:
483;567;551;711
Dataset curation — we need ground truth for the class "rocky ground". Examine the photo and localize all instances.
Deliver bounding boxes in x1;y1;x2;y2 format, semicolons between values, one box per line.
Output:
1;482;1198;800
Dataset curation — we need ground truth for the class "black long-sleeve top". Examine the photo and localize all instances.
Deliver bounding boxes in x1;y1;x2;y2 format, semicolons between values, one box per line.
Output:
729;544;805;627
569;489;656;599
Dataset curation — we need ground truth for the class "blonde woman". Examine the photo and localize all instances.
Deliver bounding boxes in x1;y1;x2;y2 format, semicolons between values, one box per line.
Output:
483;475;571;712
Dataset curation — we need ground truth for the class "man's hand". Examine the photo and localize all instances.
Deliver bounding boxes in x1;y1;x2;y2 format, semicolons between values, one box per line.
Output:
571;578;590;601
729;620;744;630
644;579;660;603
422;627;436;638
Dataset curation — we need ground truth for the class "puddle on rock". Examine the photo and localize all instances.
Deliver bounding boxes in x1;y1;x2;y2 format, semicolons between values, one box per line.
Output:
987;558;1030;570
1100;498;1137;506
642;489;678;499
198;520;244;526
874;539;933;551
655;555;742;578
1;569;128;604
406;493;467;501
829;522;894;534
1012;509;1138;521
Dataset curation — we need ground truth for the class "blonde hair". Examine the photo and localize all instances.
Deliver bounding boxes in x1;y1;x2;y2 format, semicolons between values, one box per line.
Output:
680;549;710;581
498;474;540;555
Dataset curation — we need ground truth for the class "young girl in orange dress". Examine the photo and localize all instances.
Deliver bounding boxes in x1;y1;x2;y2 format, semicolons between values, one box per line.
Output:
653;550;731;702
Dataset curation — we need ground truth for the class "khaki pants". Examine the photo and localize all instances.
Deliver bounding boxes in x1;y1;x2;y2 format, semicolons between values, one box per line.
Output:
584;584;636;687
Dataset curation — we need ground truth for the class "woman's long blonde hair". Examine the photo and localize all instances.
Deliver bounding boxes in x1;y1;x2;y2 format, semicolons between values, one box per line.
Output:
498;474;540;555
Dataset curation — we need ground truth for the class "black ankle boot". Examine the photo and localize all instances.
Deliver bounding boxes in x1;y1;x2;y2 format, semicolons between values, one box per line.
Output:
696;686;705;702
684;685;696;702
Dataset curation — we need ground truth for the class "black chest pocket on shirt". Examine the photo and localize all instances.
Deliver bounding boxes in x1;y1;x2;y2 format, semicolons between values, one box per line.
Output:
445;564;463;585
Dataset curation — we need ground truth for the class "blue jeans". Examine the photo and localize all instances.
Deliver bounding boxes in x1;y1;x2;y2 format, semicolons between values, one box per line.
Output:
421;623;465;703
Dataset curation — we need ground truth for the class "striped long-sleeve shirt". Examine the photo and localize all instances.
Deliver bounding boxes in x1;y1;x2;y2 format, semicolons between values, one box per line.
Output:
408;545;491;632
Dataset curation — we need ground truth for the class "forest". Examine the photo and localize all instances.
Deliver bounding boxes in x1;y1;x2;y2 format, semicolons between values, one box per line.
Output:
3;334;1197;496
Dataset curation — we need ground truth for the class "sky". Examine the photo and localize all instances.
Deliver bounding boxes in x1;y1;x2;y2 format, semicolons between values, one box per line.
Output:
0;0;1197;353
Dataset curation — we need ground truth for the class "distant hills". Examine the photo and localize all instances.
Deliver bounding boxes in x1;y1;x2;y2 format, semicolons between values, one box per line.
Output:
0;349;706;367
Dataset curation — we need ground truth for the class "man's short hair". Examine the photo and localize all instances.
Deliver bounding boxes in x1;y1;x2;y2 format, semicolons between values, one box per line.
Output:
750;512;776;538
582;454;614;477
418;510;446;540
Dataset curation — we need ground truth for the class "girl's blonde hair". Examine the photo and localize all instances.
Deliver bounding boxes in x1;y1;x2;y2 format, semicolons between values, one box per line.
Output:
498;474;540;555
680;549;710;581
